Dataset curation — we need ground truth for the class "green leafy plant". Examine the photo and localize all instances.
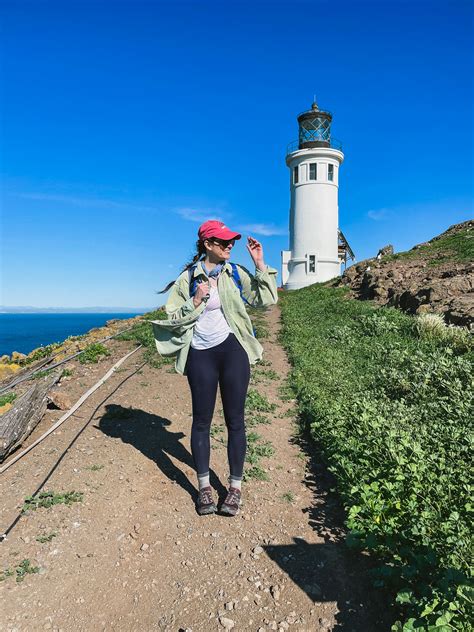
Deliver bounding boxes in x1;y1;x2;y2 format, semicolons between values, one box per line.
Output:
24;343;61;364
115;309;169;368
277;384;294;402
243;464;269;482
78;343;111;364
246;389;277;413
250;368;280;385
246;413;271;428
36;532;57;543
22;490;83;512
1;559;41;582
32;369;54;380
210;423;225;438
244;430;274;479
0;392;17;407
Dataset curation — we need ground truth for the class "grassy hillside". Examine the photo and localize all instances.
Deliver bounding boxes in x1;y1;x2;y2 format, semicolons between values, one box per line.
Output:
385;223;474;266
280;285;473;631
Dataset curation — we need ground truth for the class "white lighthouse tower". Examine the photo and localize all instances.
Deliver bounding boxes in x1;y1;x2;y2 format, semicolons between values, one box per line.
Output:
282;101;347;289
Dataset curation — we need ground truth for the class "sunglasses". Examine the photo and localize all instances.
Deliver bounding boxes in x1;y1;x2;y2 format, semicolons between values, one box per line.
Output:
209;238;235;248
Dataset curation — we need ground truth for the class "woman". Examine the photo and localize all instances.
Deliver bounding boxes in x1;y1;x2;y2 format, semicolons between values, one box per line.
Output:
153;219;278;516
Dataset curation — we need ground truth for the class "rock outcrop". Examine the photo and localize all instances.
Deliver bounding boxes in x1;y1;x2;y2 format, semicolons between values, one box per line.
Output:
332;220;474;328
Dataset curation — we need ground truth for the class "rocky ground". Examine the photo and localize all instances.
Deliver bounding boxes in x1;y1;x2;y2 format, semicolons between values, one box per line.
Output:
1;306;393;632
334;220;473;328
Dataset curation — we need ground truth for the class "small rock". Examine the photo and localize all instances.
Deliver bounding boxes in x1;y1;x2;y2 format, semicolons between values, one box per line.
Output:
253;545;264;555
270;585;280;601
218;617;235;630
224;601;234;611
47;389;72;410
286;611;297;624
140;543;149;551
12;351;27;362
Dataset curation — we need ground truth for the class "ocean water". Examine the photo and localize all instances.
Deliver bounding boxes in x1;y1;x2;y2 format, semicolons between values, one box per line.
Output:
0;313;145;357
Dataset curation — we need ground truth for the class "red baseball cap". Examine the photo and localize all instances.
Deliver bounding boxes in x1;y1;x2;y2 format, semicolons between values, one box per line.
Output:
198;220;241;242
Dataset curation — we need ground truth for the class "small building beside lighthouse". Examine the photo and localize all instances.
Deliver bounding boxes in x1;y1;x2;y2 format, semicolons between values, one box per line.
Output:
282;101;353;289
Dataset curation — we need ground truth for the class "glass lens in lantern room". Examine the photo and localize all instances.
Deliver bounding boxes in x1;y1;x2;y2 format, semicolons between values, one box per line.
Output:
299;116;331;144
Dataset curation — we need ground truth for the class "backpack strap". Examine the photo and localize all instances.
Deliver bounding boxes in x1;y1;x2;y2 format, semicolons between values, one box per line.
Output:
188;262;251;307
231;263;256;337
188;264;199;297
230;263;251;306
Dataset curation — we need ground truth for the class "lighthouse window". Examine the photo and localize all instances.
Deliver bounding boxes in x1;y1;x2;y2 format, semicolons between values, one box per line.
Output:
309;163;317;180
293;166;299;184
328;164;334;181
309;255;316;273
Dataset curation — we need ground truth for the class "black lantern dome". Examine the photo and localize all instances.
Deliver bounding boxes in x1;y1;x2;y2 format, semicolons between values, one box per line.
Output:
297;101;332;149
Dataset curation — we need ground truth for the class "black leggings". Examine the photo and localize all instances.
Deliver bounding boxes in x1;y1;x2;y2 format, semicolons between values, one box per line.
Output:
185;333;250;480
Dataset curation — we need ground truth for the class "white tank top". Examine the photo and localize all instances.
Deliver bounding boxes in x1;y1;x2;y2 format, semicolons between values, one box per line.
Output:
191;283;232;350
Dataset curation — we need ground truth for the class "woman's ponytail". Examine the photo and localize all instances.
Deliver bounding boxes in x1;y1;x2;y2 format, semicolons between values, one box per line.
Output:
156;240;207;295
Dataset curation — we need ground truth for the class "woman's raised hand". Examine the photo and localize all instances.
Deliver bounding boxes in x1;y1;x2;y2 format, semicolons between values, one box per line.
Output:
193;281;210;307
246;236;265;271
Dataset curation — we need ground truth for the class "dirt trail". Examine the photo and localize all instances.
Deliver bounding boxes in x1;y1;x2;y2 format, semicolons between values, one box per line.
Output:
1;306;391;632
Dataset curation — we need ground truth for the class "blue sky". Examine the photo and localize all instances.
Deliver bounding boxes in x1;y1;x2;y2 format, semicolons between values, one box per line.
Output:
1;0;473;308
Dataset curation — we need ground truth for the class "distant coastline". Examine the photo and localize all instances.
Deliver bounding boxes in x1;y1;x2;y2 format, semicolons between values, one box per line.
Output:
0;311;152;356
0;306;156;314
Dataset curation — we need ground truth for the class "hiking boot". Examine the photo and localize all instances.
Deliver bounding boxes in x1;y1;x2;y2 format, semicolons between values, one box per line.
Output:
220;487;241;517
196;486;217;515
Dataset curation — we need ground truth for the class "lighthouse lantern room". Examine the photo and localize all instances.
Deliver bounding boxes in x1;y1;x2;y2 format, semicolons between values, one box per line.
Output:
282;101;352;289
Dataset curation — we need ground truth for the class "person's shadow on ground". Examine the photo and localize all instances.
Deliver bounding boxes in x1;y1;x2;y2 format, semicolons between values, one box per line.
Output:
96;404;228;503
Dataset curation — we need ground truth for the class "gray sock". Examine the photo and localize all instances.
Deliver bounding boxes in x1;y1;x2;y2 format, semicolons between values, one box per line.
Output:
228;475;242;491
198;472;210;489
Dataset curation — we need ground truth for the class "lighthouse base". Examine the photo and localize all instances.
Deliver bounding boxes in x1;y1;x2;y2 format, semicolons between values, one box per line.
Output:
283;257;341;290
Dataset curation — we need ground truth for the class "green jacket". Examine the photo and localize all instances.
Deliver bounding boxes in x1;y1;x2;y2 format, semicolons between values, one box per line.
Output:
151;261;279;375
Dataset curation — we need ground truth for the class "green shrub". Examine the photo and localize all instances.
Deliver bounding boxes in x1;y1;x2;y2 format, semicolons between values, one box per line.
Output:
415;313;473;351
78;343;110;364
0;392;17;407
116;309;168;368
280;284;473;631
24;343;61;364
